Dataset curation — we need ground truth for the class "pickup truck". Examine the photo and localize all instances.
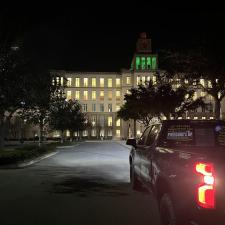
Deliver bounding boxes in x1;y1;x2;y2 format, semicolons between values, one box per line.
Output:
127;120;225;225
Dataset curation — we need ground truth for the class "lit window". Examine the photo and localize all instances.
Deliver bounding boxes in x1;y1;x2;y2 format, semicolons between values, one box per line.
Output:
75;78;80;87
200;79;205;87
91;78;96;87
141;57;146;70
92;91;96;100
91;129;96;136
116;129;120;137
193;92;197;100
136;57;140;70
126;76;131;85
194;116;198;120
107;129;112;137
147;57;151;70
201;91;206;97
66;130;70;137
116;119;120;127
116;90;121;100
126;90;131;94
186;117;190;119
142;76;145;83
100;104;104;112
100;91;104;100
210;117;214;120
202;117;206;120
116;78;121;87
60;77;64;85
116;104;120;111
108;91;112;100
84;78;88;87
137;130;141;136
92;104;96;112
108;116;112;126
75;91;80;100
152;57;157;70
147;76;150;82
152;75;156;84
66;91;71;100
67;78;72;86
83;91;88;100
82;104;87;112
108;104;112;112
184;79;189;84
178;117;182;120
83;130;88;136
108;78;112;87
137;76;141;85
100;78;104;87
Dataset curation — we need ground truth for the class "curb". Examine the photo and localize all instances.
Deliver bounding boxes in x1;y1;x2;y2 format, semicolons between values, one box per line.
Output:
0;151;59;169
56;143;80;149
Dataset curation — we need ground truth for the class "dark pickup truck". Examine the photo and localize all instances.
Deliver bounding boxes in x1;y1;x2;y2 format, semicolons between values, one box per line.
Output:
127;120;225;225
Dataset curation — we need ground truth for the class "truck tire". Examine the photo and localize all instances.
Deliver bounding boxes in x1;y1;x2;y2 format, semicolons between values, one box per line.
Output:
130;164;141;191
160;193;176;225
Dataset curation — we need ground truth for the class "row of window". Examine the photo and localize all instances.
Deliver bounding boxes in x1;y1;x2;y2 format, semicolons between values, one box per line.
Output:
82;103;120;112
57;77;132;87
66;90;122;101
135;56;157;70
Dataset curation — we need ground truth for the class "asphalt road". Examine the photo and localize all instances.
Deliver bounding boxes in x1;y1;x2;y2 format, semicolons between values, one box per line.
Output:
0;141;161;225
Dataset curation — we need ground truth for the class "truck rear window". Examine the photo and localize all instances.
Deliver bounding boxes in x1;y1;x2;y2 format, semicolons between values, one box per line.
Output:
163;123;225;147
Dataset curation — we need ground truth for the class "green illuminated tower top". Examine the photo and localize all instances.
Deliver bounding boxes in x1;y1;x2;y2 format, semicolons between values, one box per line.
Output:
131;32;158;71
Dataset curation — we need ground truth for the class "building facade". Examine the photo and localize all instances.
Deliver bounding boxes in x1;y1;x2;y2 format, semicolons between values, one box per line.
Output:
52;33;225;140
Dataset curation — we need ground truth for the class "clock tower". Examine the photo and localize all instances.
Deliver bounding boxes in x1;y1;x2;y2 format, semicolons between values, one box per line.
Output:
131;32;158;71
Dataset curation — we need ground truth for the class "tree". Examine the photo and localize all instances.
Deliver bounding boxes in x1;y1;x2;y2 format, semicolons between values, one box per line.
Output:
160;46;225;119
49;98;87;143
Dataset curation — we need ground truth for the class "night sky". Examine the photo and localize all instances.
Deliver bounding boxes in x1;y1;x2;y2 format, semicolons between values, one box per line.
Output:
1;6;225;72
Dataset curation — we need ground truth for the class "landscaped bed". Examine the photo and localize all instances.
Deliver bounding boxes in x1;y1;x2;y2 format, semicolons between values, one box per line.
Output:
0;143;58;166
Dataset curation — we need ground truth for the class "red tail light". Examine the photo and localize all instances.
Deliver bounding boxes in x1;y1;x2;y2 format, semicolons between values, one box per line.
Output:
195;162;215;209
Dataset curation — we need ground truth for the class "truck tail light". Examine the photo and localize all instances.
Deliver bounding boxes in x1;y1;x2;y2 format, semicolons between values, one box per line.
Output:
195;162;215;209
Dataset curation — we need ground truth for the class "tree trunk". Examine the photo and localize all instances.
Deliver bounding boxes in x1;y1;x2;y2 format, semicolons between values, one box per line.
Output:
214;98;221;120
0;115;5;149
39;122;44;147
61;130;64;143
133;119;137;138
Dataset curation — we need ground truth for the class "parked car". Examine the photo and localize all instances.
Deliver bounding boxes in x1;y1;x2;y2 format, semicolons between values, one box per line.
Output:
127;120;225;225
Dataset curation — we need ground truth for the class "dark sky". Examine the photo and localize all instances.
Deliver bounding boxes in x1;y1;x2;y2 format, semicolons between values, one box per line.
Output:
2;6;225;71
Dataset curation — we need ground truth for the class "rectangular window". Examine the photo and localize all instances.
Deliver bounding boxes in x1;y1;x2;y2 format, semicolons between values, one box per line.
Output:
136;57;140;70
184;79;189;84
75;78;80;87
137;76;141;85
108;91;112;100
126;76;131;85
201;91;206;97
91;91;96;100
147;76;150;82
67;77;72;86
92;104;96;112
142;76;146;83
152;75;156;84
108;104;112;112
91;78;96;87
108;129;112;137
75;91;80;100
116;90;121;100
91;129;96;137
141;57;146;70
100;104;104;112
200;79;205;87
60;77;64;85
82;104;87;112
116;129;121;137
116;104;120;111
108;116;113;126
116;78;121;87
116;119;120;127
208;81;212;88
193;92;197;100
66;91;72;100
108;78;112;87
152;57;157;70
83;91;88;100
100;78;104;87
84;78;88;87
126;89;131;94
147;57;151;69
100;90;104;100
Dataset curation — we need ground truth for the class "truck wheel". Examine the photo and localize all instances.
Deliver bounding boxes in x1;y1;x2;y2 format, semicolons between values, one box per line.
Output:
130;164;141;191
160;194;176;225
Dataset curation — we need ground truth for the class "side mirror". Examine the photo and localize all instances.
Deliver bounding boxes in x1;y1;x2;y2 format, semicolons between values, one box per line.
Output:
126;138;136;147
